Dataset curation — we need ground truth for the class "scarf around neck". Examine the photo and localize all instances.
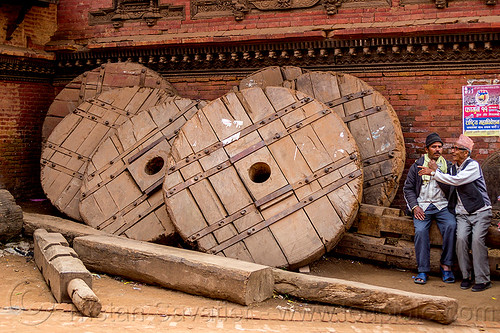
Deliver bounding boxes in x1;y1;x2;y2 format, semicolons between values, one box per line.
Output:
422;154;447;182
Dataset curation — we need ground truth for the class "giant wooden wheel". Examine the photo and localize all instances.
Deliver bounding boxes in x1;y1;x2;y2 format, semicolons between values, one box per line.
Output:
79;97;207;241
41;87;173;220
42;62;177;141
239;66;405;206
163;86;363;268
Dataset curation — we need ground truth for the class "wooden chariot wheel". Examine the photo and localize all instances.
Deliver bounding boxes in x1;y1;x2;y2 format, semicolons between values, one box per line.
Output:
163;86;363;268
79;97;207;242
239;66;405;206
42;62;177;141
41;87;174;220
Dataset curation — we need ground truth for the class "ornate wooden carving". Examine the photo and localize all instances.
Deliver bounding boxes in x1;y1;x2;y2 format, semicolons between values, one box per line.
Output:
52;33;500;81
0;55;54;82
89;0;184;28
401;0;496;6
192;0;388;20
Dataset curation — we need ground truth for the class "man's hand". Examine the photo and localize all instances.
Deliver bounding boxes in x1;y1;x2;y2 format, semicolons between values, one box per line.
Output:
428;160;438;170
418;166;431;176
413;206;425;220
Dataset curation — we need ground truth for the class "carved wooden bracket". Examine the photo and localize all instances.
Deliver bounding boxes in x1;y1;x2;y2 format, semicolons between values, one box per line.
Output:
89;0;184;28
323;0;343;15
434;0;447;8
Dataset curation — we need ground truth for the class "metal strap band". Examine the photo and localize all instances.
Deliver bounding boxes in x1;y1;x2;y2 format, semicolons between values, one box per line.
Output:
81;100;202;198
364;172;396;188
41;159;84;179
325;90;373;109
342;104;387;123
111;197;164;235
165;106;332;198
127;100;201;164
209;169;362;254
187;153;357;243
42;142;91;164
166;97;313;175
96;65;105;95
362;150;396;167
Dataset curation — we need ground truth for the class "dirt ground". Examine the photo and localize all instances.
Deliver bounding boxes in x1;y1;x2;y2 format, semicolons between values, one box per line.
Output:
0;201;499;332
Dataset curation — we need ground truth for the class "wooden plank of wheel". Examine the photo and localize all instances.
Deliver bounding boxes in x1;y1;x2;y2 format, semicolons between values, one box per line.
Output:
238;66;405;206
42;62;177;142
41;87;174;221
163;86;363;268
79;97;207;242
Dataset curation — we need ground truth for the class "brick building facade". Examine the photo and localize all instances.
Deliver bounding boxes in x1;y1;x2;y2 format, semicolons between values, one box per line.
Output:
1;0;499;211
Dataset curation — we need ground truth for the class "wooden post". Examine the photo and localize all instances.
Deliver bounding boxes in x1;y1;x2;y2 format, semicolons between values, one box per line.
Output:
33;229;101;317
273;269;458;324
73;234;274;306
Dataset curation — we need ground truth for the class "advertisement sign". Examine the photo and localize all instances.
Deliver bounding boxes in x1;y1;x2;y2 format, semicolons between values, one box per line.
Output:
462;84;500;136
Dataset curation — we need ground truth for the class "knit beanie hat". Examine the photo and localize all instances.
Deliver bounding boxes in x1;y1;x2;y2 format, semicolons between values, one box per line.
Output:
425;132;443;147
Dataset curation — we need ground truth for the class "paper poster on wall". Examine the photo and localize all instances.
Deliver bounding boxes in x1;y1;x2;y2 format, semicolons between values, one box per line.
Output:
462;84;500;136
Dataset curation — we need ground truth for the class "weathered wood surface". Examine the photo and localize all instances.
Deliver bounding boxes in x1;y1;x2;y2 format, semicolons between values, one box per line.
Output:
23;212;106;245
238;66;405;207
354;204;500;249
33;229;101;318
272;269;458;324
0;189;23;242
41;87;173;221
163;86;363;269
67;278;102;317
334;232;500;278
42;62;177;141
73;234;274;305
79;97;207;242
482;151;500;211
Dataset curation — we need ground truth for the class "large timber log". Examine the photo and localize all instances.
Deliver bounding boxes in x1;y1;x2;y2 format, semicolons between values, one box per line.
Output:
23;212;106;245
72;234;274;306
273;268;458;324
0;189;23;242
333;204;500;278
163;86;363;269
238;66;405;207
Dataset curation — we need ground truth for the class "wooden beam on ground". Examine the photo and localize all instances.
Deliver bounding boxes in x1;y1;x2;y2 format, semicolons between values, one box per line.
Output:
355;204;500;249
273;269;458;324
72;234;274;305
33;229;101;317
23;212;106;245
334;232;500;278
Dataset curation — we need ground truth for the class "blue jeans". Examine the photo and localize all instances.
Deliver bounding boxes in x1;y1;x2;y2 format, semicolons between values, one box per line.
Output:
413;204;456;273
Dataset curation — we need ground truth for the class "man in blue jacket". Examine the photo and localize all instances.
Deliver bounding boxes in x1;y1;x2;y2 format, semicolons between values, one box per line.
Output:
403;133;456;284
419;134;492;292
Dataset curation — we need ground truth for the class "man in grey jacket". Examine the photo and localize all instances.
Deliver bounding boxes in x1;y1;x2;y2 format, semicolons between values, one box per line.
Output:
403;133;456;285
419;134;492;292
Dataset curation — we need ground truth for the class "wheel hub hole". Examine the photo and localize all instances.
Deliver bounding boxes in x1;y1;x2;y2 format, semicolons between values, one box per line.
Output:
145;156;164;175
249;162;271;183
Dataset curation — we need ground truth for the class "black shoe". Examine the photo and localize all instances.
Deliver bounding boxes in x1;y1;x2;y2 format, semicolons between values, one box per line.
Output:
460;278;473;290
471;282;491;292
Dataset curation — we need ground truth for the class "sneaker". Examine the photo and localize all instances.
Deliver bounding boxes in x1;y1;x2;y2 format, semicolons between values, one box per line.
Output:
471;282;491;292
460;278;473;290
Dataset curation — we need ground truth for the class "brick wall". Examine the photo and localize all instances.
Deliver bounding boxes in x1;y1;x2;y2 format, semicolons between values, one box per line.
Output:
0;81;56;199
49;0;500;48
0;4;57;49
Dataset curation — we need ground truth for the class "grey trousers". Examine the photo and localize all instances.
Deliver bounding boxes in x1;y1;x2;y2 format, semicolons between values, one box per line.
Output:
456;209;492;284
